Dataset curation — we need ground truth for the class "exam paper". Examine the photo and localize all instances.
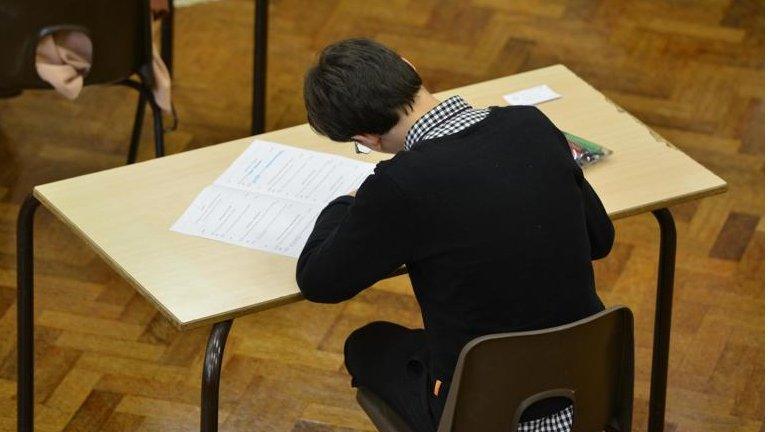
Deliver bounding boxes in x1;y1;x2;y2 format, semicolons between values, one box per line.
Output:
172;140;375;257
215;141;374;203
503;84;561;106
171;186;321;257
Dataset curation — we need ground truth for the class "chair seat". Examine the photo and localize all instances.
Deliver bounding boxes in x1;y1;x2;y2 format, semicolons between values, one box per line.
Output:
356;388;415;432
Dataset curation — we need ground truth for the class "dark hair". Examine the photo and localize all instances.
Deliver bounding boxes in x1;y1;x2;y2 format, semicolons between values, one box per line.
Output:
303;38;422;142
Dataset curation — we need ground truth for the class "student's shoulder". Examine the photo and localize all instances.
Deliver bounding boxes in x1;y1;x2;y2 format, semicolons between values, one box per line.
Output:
490;105;562;140
493;104;552;124
376;149;426;170
370;151;427;193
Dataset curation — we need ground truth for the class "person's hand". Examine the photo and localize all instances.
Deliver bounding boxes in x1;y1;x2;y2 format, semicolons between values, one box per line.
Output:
348;189;357;197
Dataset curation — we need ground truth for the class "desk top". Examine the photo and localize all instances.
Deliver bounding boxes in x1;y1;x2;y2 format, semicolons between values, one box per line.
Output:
34;65;727;329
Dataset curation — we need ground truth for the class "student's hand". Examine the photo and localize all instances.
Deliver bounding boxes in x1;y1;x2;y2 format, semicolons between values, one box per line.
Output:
348;189;357;197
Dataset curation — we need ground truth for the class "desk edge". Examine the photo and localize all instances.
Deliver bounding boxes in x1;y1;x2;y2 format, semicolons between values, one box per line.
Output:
609;182;728;220
33;187;189;328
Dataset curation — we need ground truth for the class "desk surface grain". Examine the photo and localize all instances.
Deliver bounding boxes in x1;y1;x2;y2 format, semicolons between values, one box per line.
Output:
33;65;727;329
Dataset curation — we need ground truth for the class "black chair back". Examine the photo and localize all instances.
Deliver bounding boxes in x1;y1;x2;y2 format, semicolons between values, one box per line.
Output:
437;306;635;432
0;0;153;90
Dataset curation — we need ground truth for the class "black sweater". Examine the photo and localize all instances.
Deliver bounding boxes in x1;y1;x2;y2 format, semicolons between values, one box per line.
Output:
297;105;613;410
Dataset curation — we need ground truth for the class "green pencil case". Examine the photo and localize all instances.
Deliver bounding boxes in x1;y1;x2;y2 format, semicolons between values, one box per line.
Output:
563;131;612;167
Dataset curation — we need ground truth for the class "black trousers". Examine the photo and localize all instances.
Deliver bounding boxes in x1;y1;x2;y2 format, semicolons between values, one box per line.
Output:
344;321;442;432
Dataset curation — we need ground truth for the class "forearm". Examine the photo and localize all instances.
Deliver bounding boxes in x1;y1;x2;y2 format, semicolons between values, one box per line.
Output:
295;172;413;303
296;196;358;303
582;181;614;259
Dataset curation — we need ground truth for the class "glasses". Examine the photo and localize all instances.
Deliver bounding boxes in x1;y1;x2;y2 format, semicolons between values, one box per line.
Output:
353;142;372;154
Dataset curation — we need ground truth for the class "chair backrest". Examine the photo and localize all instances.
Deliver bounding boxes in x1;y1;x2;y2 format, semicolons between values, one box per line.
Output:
0;0;153;90
437;306;634;432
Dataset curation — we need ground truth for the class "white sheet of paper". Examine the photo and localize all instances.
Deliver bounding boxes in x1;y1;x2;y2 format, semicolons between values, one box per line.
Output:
503;84;561;106
172;140;375;257
215;141;374;204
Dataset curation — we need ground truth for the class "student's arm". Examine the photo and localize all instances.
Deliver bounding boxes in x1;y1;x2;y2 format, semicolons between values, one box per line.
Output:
529;106;615;259
576;170;614;259
296;172;413;303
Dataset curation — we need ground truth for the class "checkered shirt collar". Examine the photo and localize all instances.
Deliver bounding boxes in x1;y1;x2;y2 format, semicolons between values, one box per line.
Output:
404;96;473;150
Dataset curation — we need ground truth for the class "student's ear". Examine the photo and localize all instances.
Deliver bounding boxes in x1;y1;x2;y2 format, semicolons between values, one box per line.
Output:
352;134;383;152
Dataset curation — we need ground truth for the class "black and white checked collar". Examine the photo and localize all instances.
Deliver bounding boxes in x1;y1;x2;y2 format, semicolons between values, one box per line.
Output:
404;96;490;151
517;405;573;432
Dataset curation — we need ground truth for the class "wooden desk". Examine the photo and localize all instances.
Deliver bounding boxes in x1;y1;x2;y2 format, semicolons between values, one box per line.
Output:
17;65;726;432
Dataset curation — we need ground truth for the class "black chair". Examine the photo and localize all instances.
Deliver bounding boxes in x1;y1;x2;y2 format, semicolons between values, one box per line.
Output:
0;0;165;164
357;306;635;432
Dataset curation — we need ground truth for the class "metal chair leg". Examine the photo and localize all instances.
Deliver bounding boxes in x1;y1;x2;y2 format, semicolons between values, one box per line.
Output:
17;194;40;432
121;75;165;159
147;94;166;158
127;90;147;164
648;208;677;432
201;320;233;432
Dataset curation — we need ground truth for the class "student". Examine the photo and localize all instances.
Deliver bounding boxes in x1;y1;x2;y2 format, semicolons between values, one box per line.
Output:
297;38;614;432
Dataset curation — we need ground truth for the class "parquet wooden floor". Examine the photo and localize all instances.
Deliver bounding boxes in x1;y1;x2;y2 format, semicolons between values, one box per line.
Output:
0;0;763;431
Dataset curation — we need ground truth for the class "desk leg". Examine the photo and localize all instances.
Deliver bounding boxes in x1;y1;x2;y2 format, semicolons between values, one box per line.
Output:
648;208;676;432
201;320;233;432
17;194;40;432
127;89;147;165
251;0;268;135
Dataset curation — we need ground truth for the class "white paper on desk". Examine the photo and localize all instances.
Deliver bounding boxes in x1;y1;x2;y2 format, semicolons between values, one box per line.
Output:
503;84;561;106
172;140;375;257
